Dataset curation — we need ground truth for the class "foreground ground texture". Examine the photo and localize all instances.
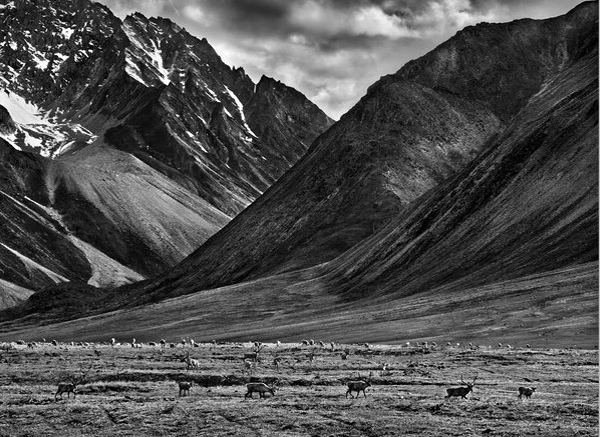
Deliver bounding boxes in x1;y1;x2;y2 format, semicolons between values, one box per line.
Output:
0;342;597;436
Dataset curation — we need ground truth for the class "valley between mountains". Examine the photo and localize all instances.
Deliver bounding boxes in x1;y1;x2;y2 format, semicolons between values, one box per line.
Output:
0;1;597;350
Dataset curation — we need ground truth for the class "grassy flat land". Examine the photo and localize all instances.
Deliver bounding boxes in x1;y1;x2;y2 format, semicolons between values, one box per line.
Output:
0;342;597;436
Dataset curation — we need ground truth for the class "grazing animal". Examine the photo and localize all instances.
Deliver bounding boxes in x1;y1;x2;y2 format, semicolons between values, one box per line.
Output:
52;340;58;346
518;387;536;399
244;382;276;399
273;356;281;371
301;340;309;346
55;382;77;400
276;340;281;348
346;380;371;398
160;339;166;347
243;359;255;373
244;352;258;362
54;365;92;401
309;339;315;346
445;375;478;399
179;381;193;397
110;338;116;347
181;351;200;370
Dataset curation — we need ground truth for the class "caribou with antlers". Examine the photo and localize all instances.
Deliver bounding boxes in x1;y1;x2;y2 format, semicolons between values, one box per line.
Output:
346;373;372;399
54;364;92;401
244;382;277;399
445;375;478;399
181;351;201;371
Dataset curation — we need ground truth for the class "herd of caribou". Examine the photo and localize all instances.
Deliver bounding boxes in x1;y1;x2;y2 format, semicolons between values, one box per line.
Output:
1;338;540;403
39;339;541;404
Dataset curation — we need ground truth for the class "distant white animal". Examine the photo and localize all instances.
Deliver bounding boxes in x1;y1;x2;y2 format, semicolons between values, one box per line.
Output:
181;351;200;370
243;359;255;373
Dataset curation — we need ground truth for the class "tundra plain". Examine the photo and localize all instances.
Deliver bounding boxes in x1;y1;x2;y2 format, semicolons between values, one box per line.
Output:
0;341;597;436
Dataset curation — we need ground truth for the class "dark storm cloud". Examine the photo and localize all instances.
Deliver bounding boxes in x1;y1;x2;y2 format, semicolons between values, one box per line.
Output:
96;0;584;119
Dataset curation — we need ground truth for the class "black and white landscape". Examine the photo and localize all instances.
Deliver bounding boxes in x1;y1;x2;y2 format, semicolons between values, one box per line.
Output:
0;1;597;434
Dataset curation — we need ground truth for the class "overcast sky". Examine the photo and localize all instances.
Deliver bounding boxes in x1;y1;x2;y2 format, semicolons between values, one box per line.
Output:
95;0;584;119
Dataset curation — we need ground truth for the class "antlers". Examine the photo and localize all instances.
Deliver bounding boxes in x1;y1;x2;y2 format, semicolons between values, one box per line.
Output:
460;375;478;386
73;363;93;385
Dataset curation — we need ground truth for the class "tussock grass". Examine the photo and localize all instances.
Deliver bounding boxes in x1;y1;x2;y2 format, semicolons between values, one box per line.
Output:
0;342;596;436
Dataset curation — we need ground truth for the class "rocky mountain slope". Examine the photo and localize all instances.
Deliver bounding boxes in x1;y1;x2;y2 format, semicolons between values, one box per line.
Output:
4;2;595;346
119;1;597;305
0;0;332;307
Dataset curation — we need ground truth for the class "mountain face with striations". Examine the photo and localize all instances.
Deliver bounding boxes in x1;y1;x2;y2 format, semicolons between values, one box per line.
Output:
0;0;333;308
1;3;596;348
115;2;597;307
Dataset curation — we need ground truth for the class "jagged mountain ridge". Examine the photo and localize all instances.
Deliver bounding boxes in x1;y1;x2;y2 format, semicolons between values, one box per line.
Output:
0;0;333;305
3;3;595;345
117;2;597;305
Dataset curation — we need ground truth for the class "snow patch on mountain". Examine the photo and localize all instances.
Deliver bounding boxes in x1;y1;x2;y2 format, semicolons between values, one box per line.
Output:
122;18;171;87
0;90;97;156
0;90;48;125
224;85;258;139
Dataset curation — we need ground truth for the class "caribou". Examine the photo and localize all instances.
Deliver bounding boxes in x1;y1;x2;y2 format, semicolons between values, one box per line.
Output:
181;351;201;370
445;375;478;399
346;380;371;399
243;359;255;374
244;382;276;399
518;387;536;399
55;382;77;400
54;365;92;401
179;381;193;397
346;373;372;399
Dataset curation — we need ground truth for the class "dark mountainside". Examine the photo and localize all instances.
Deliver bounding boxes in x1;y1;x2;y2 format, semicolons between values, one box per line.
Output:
3;2;594;346
115;1;598;306
0;0;332;306
330;32;598;299
1;3;597;347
